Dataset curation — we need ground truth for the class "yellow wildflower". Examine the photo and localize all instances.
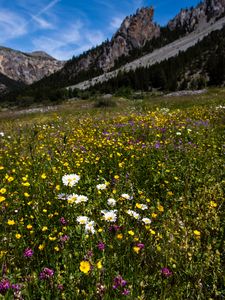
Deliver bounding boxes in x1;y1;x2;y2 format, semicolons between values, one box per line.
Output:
157;204;164;212
7;176;14;182
194;230;201;237
79;261;91;274
38;244;45;251
210;201;217;208
41;173;47;179
0;196;5;202
133;246;141;254
96;261;103;269
117;233;123;240
8;220;15;225
0;188;6;194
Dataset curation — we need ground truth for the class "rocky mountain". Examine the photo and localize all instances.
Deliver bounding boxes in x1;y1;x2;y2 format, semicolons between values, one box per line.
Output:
98;7;160;71
2;0;225;105
0;47;64;91
55;6;160;81
168;0;225;32
34;0;225;92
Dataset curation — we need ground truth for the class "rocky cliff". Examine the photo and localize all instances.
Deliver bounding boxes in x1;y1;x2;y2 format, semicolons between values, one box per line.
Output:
48;0;225;87
66;6;160;76
168;0;225;32
0;47;64;87
99;7;160;70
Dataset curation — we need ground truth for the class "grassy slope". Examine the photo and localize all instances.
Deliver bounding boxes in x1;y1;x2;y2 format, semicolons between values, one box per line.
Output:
0;88;224;299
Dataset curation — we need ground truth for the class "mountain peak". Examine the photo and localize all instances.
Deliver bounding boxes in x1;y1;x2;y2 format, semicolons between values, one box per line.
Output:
114;6;158;48
29;51;56;60
168;0;225;31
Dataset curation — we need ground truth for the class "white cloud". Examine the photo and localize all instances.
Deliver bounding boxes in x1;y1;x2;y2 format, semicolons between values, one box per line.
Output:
0;10;27;43
31;15;54;29
36;0;61;17
32;21;106;60
86;31;105;46
110;16;124;30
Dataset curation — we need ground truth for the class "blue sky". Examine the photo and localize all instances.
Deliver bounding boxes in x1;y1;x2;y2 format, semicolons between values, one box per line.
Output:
0;0;200;60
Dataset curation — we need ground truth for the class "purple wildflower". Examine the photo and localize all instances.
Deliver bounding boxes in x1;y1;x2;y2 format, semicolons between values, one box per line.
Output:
136;243;145;249
161;267;172;278
122;288;130;295
155;141;161;149
57;284;64;290
60;235;69;243
109;225;123;233
113;275;127;289
97;242;105;251
23;248;34;258
0;279;10;295
11;284;21;291
39;267;54;280
87;250;93;258
60;217;68;225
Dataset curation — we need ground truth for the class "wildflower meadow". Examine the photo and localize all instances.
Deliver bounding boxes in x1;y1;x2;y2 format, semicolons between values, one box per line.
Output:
0;94;224;299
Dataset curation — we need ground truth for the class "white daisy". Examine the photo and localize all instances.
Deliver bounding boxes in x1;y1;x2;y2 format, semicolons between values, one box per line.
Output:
85;221;95;234
121;193;132;200
62;174;80;187
76;195;88;204
96;183;107;190
107;198;116;207
101;210;117;222
77;216;89;225
142;217;152;225
127;209;140;220
67;193;78;204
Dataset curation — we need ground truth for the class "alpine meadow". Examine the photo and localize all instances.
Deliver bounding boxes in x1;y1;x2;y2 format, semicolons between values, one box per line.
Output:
0;0;225;299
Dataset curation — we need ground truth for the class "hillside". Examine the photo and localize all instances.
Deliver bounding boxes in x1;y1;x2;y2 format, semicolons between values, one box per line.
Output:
2;0;225;105
70;15;225;91
30;0;225;92
0;46;64;92
87;24;225;93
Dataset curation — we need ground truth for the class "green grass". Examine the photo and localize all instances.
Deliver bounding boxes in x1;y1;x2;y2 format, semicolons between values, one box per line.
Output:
0;88;224;299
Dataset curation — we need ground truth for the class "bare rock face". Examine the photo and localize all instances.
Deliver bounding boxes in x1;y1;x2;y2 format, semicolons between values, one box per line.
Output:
168;0;225;32
0;47;64;85
67;7;160;75
99;7;160;70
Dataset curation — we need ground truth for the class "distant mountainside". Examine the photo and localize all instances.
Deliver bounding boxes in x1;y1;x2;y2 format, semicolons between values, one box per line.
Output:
168;0;225;31
0;47;64;92
28;0;225;92
87;24;225;93
1;0;225;105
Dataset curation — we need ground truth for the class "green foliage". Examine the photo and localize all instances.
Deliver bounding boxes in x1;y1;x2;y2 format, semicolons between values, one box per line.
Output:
0;97;224;299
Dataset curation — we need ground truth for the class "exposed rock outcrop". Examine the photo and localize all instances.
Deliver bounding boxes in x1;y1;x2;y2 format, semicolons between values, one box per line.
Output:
66;7;160;76
99;7;160;70
168;0;225;32
0;47;64;85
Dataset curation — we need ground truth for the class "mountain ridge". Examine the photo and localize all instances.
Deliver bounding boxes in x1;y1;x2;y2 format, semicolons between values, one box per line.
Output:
1;0;225;104
0;46;65;92
68;15;225;90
